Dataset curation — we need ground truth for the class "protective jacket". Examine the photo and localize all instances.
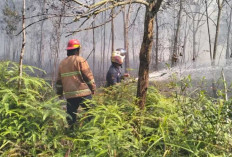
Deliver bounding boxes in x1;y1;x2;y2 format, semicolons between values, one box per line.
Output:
106;64;122;87
56;55;96;99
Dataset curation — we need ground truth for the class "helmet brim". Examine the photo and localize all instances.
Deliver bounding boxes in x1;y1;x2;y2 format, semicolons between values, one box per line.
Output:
66;46;80;50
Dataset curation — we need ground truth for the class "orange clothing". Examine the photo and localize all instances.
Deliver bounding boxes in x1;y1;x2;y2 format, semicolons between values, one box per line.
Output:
56;55;96;99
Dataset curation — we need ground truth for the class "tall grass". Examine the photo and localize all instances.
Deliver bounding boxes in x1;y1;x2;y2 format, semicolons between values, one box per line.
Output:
66;79;232;156
0;61;68;156
0;61;231;156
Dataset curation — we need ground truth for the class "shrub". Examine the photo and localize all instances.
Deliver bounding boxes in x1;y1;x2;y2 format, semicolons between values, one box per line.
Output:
0;61;68;156
67;80;232;156
0;62;231;156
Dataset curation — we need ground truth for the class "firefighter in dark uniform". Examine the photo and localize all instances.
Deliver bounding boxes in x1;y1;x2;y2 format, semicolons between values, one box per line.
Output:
106;48;129;87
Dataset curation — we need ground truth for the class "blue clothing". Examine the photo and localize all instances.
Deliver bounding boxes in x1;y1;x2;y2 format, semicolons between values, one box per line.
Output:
106;64;122;86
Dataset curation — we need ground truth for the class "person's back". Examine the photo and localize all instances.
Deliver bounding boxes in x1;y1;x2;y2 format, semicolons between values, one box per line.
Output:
56;39;95;128
106;63;122;87
59;55;94;98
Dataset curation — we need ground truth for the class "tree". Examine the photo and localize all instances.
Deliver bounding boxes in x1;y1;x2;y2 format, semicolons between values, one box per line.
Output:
185;0;206;63
65;0;163;109
2;1;21;61
48;1;66;87
111;6;115;52
171;0;183;67
92;0;96;75
213;0;225;64
18;0;26;89
205;0;213;61
225;5;232;60
37;0;47;68
154;13;159;70
136;0;163;109
123;5;131;72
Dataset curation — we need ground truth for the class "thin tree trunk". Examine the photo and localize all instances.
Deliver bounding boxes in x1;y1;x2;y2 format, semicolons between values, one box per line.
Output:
212;0;224;97
12;38;16;61
123;6;130;73
226;7;232;60
4;34;7;59
51;5;65;87
100;25;103;80
213;0;224;64
111;7;115;52
171;0;182;67
137;0;163;109
92;10;96;75
103;11;106;80
192;20;197;62
38;0;46;68
100;17;104;81
197;29;202;59
132;26;135;66
182;15;189;63
107;30;112;70
205;0;212;61
18;0;26;90
221;68;228;101
155;13;159;71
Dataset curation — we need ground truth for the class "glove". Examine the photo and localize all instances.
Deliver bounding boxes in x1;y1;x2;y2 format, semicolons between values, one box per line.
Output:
124;73;130;77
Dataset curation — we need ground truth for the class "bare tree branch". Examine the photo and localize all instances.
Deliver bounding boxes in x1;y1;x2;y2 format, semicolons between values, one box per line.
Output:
16;15;58;36
72;0;148;22
71;0;90;8
71;0;149;8
66;7;122;37
128;4;142;29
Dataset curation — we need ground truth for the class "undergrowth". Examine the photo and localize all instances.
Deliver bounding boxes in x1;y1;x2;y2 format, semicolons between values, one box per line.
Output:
0;61;232;157
0;61;68;156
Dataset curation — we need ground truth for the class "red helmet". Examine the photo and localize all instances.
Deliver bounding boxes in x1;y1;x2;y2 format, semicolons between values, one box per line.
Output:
66;39;81;50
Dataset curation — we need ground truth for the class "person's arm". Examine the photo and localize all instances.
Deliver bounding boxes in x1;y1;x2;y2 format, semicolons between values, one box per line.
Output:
120;73;130;80
80;60;96;94
56;71;63;98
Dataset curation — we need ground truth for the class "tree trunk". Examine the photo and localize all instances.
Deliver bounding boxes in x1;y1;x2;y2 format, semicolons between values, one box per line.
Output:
226;7;232;60
111;7;115;52
193;22;197;62
38;0;46;68
213;0;224;64
51;4;65;87
103;11;106;81
92;7;96;76
155;13;159;71
132;26;136;66
123;6;130;73
171;0;182;67
137;0;163;109
212;0;224;97
182;15;189;63
205;0;212;61
100;26;103;81
18;0;26;90
107;30;112;70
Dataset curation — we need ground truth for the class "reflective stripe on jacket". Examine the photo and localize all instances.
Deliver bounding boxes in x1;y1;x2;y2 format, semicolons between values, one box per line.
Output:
56;55;96;99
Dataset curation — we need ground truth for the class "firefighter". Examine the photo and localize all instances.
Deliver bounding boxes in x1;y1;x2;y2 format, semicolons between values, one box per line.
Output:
56;39;96;127
106;48;129;87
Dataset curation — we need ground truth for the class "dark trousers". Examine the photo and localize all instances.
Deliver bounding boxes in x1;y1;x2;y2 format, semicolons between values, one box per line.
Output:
66;95;92;126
